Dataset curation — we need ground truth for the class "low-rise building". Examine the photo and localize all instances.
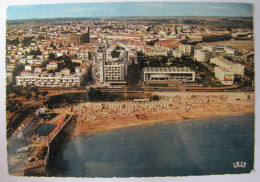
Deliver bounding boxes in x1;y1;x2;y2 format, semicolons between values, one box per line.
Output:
46;61;58;70
6;73;13;85
143;67;195;83
145;50;168;56
16;71;84;88
75;64;89;75
172;49;182;58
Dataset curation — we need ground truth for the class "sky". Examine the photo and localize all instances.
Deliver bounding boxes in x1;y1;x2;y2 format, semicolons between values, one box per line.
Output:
6;2;253;20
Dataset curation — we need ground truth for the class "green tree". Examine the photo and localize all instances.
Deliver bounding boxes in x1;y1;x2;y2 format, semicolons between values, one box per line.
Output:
161;56;168;65
22;36;34;47
18;102;23;109
47;70;55;74
111;50;120;58
48;52;56;61
149;58;161;67
41;91;49;99
28;48;42;56
151;95;160;101
35;91;40;100
6;38;19;46
25;92;32;100
12;64;24;82
89;88;102;102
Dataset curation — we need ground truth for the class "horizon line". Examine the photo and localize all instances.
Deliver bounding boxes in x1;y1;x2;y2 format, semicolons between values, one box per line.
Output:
6;15;253;21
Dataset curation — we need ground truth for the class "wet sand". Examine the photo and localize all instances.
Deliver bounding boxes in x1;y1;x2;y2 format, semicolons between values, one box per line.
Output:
54;92;255;139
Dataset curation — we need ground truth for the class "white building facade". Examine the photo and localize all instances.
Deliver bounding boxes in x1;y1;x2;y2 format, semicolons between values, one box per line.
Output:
104;62;127;84
210;57;244;76
143;67;195;83
16;72;84;87
179;44;194;56
194;49;211;62
214;66;234;85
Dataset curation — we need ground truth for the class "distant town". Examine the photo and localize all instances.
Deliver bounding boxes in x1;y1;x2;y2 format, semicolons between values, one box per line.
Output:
6;17;254;91
5;16;255;176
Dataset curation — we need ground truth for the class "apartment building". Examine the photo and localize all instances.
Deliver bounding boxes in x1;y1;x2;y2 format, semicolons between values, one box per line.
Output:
145;50;168;56
104;62;126;84
194;49;211;62
16;71;84;88
172;49;182;57
179;44;194;56
214;66;234;85
210;57;244;76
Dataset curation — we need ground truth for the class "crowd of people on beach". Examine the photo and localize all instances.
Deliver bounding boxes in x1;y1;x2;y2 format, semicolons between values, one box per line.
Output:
58;95;231;124
49;92;254;140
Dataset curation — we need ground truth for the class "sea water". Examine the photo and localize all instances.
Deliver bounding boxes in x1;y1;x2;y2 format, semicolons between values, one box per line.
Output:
50;113;254;177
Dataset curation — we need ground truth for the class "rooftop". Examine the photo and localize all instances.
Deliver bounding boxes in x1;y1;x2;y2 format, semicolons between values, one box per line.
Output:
143;67;194;73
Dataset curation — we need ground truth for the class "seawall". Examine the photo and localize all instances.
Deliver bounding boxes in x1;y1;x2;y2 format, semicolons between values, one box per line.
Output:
23;114;74;176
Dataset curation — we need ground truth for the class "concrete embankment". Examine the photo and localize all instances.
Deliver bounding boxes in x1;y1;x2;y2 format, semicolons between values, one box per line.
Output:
23;114;74;176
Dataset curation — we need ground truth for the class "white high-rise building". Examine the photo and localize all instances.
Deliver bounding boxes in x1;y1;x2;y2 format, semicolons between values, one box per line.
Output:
95;47;128;84
104;62;126;84
194;49;211;62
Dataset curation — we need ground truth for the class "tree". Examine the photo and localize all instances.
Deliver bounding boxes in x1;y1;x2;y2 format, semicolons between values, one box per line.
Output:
89;88;101;102
8;93;17;100
111;50;120;58
151;95;160;101
149;58;161;67
28;48;41;56
18;102;23;109
41;91;49;99
12;64;25;82
12;86;23;97
6;38;19;46
25;92;32;100
47;70;55;74
22;36;34;47
48;52;56;61
161;56;168;65
9;105;19;113
35;91;40;100
146;39;159;46
127;60;140;87
38;35;44;39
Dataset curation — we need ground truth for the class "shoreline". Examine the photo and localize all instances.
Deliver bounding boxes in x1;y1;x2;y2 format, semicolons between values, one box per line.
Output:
71;111;254;140
55;92;255;140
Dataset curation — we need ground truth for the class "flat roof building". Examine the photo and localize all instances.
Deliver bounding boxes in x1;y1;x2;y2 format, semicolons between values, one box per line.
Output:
16;72;85;88
143;67;195;83
179;44;194;56
210;57;244;76
214;66;234;85
104;62;127;84
194;49;211;62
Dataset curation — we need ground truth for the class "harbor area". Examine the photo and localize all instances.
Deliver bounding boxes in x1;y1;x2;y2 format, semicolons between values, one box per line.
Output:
7;109;72;176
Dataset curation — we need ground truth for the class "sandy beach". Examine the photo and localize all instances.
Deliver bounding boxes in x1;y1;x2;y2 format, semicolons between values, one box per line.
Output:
54;92;255;139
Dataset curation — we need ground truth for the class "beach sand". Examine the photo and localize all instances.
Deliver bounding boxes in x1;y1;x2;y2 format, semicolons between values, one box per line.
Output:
54;92;255;139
